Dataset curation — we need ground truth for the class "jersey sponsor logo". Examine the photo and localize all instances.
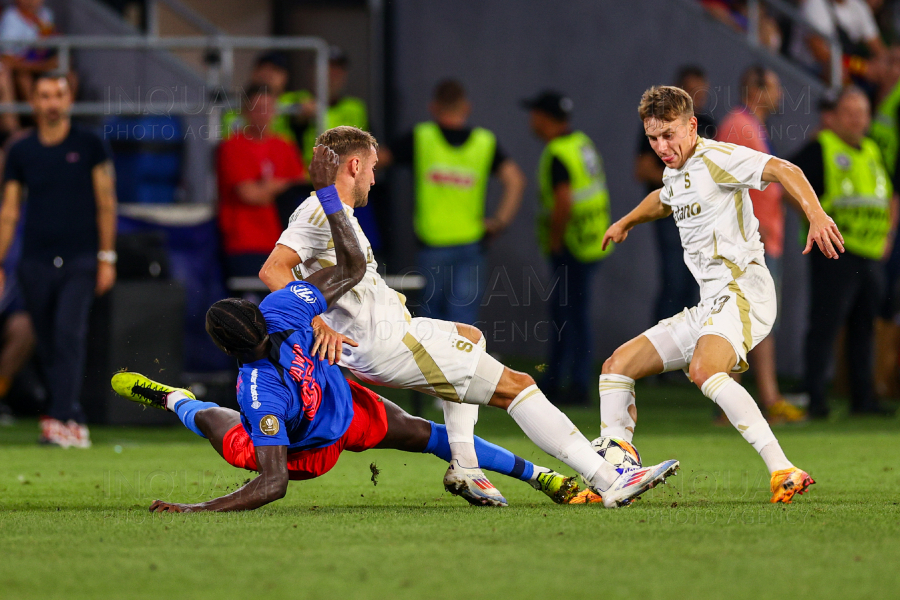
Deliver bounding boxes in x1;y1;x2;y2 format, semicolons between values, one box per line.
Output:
290;284;317;304
259;415;280;436
250;368;261;409
426;168;476;188
288;344;322;420
835;153;851;169
672;202;702;223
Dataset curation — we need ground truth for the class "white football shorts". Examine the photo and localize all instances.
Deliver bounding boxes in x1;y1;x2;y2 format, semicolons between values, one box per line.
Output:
347;317;503;405
644;263;777;373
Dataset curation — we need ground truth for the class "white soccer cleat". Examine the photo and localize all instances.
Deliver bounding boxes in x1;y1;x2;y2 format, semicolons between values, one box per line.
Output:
596;459;679;508
443;460;508;507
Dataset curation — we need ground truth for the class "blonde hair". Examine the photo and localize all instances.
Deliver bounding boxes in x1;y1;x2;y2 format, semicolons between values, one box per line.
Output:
315;126;378;161
638;85;694;123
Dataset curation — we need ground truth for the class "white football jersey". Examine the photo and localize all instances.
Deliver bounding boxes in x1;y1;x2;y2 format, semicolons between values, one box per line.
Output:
276;195;412;374
659;137;772;299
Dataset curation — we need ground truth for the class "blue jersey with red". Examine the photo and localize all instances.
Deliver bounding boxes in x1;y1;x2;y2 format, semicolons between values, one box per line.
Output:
236;282;354;452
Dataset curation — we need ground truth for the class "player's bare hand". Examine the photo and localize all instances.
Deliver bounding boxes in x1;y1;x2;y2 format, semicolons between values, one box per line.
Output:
311;314;358;365
804;213;844;259
149;500;195;513
602;220;630;251
309;145;340;191
96;262;116;296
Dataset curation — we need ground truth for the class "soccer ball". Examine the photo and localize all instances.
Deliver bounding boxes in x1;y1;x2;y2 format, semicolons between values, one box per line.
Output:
591;436;642;469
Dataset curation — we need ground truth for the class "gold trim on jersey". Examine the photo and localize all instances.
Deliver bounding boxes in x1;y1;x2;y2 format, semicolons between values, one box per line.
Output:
401;332;459;401
698;138;735;155
317;258;335;268
308;206;325;226
713;234;746;279
734;189;747;241
701;155;740;184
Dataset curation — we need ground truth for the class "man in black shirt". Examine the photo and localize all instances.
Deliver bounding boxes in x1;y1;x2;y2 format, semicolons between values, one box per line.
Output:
635;66;716;326
0;73;118;447
380;79;525;325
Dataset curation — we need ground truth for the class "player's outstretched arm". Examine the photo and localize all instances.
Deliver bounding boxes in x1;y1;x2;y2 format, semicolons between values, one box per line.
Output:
149;445;289;513
601;188;671;250
762;157;845;259
303;145;367;306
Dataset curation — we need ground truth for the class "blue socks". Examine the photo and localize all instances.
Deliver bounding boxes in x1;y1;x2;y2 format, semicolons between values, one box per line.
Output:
423;423;534;481
172;398;220;439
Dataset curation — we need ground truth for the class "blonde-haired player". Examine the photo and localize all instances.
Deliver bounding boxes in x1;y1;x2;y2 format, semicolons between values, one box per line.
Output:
600;86;844;503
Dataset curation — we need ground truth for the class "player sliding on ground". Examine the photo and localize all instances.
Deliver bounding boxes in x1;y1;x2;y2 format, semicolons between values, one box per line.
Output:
258;126;678;507
600;86;844;504
112;145;676;511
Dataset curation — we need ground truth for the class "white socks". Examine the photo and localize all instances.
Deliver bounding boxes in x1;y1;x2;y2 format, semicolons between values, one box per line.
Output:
701;373;792;474
166;390;190;412
506;384;620;490
599;374;636;442
443;401;480;468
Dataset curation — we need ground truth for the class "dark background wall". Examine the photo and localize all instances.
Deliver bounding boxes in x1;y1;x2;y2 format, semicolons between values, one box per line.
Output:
388;0;826;377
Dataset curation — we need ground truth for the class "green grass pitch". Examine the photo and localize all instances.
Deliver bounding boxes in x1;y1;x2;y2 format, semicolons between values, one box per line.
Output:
2;383;900;600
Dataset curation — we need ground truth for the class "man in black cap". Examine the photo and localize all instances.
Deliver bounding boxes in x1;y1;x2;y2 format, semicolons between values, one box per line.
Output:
522;91;612;406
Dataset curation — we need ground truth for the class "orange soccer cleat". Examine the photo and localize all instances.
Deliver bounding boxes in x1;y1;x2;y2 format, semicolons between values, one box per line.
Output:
566;489;604;505
770;467;815;503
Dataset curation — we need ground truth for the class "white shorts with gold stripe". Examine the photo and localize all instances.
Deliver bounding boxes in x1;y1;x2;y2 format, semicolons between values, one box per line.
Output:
348;317;503;405
644;263;776;373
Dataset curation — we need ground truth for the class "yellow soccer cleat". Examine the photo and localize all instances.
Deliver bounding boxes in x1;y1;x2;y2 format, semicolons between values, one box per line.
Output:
530;470;581;504
111;371;195;411
767;399;807;424
770;467;815;503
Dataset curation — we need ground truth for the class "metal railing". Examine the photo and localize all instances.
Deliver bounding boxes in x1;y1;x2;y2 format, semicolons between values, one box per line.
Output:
146;0;223;37
747;0;842;89
0;35;331;139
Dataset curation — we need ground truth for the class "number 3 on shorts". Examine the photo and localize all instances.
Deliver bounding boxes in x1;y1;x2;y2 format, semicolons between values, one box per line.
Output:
710;295;730;315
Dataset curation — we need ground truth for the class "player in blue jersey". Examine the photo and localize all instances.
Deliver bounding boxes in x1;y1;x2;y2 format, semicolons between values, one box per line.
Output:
114;136;678;511
111;145;597;511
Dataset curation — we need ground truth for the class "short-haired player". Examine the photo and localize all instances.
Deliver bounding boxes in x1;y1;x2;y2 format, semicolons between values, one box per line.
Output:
600;86;844;503
259;126;679;508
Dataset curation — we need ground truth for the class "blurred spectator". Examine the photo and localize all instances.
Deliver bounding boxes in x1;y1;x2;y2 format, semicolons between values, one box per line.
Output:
222;52;304;149
0;266;34;426
294;46;368;170
0;73;117;446
379;79;525;325
717;66;805;422
701;1;783;52
790;87;897;417
523;90;611;406
790;0;885;84
0;63;19;148
217;85;305;292
636;66;713;329
0;0;58;101
868;45;900;395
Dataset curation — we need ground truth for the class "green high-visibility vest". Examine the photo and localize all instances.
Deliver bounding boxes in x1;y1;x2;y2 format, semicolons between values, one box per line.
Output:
870;81;900;175
221;90;306;144
537;131;612;262
413;121;496;247
297;92;369;167
817;129;892;260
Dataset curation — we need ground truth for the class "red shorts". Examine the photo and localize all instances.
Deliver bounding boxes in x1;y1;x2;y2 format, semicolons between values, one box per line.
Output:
222;379;389;480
